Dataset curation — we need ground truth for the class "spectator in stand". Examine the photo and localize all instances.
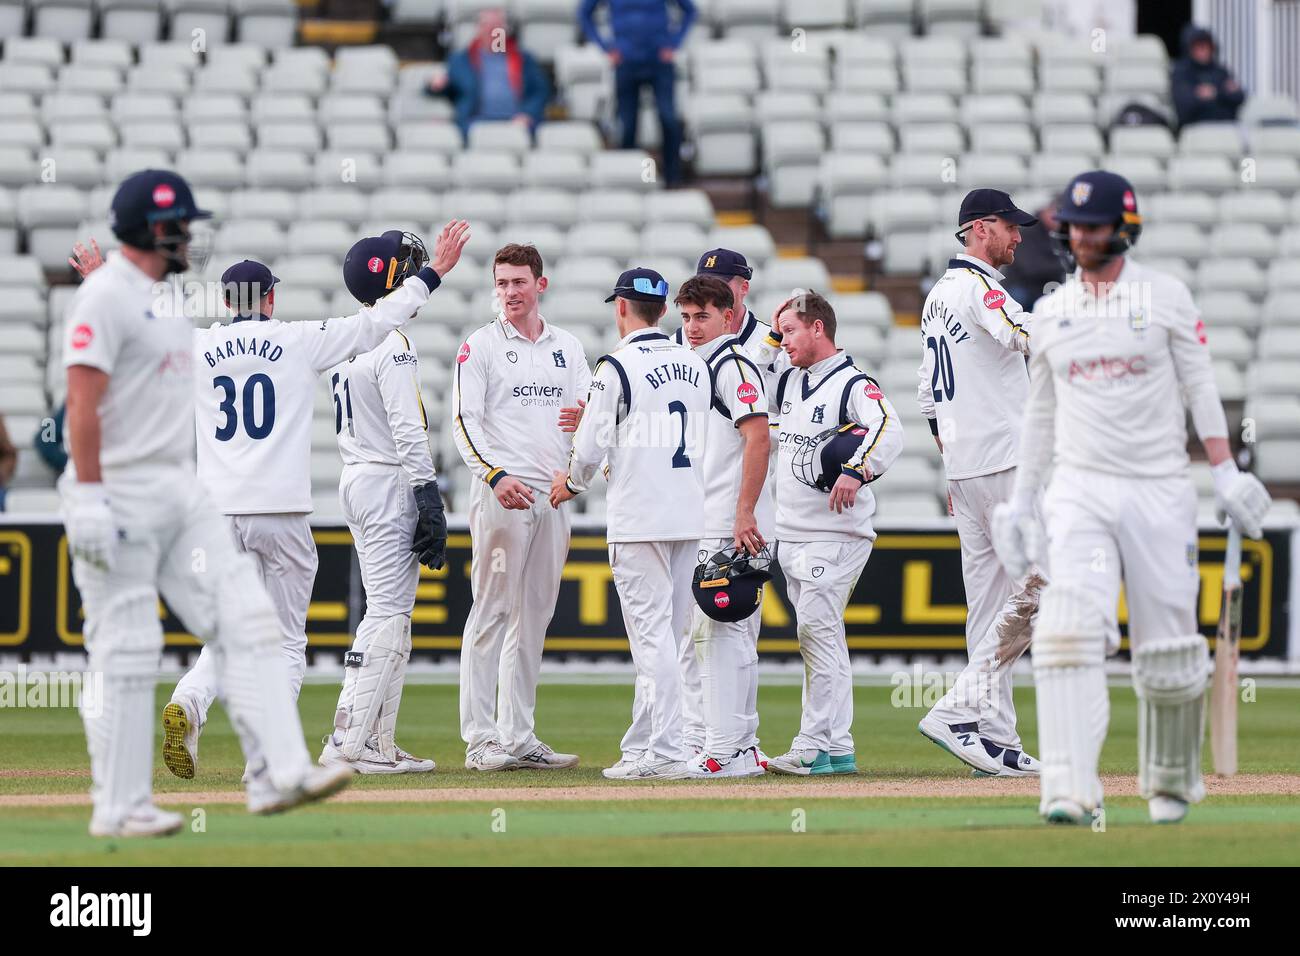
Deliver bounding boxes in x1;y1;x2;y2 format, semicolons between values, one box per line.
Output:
579;0;696;187
1172;25;1245;129
0;413;16;511
425;8;551;142
1001;200;1068;311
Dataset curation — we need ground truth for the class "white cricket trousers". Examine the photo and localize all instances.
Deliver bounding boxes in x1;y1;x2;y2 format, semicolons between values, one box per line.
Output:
340;460;420;658
172;513;318;721
459;477;570;755
60;465;313;829
779;538;873;755
1044;465;1199;643
927;468;1036;749
610;539;699;762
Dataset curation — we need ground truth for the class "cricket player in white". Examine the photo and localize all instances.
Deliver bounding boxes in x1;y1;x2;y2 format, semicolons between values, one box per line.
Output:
319;224;468;774
453;244;590;771
915;188;1044;778
60;169;352;836
766;292;905;775
992;171;1271;825
675;275;771;777
551;267;711;780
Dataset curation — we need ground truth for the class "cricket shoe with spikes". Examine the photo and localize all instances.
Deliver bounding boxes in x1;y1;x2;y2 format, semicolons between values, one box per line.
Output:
90;804;184;838
685;746;767;778
465;740;521;771
394;743;436;773
917;714;1002;775
765;747;831;776
514;742;579;770
971;743;1041;777
248;764;354;815
318;736;405;774
1043;798;1094;826
601;753;645;779
161;698;201;779
1148;795;1189;824
617;754;690;780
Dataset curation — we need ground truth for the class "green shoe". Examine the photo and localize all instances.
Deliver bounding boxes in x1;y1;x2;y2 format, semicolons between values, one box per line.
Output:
827;753;858;775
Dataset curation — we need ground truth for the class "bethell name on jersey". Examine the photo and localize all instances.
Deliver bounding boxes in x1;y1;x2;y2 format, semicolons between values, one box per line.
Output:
644;360;702;389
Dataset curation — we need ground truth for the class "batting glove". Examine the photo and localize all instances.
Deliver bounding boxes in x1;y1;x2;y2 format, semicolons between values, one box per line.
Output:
1212;461;1270;539
410;482;447;570
65;482;118;571
991;500;1043;581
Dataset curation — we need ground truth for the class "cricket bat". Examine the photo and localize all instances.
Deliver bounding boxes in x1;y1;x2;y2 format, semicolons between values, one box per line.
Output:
1210;523;1243;776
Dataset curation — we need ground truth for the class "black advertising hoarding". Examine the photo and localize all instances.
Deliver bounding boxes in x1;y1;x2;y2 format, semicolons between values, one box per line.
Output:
0;520;1291;659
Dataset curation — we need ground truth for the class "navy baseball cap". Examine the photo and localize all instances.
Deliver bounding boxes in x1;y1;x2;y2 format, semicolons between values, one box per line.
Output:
957;188;1038;228
696;248;753;280
605;267;669;303
109;169;211;245
221;260;279;316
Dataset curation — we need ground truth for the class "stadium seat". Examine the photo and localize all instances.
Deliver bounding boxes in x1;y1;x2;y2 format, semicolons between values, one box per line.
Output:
246;150;312;189
1038;124;1105;159
234;0;299;49
1145;191;1217;227
1196;259;1267;299
1180;122;1244;158
1198;291;1259;333
1032;92;1097;128
100;0;163;43
576;190;645;227
33;0;95;43
1255;440;1300;484
1240;94;1299;126
536;121;603;156
1169;156;1240;194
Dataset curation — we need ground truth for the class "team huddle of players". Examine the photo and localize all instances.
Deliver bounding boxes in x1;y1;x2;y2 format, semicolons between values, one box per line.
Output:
59;166;1273;836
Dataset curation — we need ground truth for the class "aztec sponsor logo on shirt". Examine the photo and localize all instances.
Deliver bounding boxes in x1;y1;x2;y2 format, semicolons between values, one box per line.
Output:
1067;355;1149;384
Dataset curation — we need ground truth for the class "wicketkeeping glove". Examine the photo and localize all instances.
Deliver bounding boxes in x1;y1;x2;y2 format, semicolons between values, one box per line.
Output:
1211;461;1270;539
65;482;118;571
410;482;447;570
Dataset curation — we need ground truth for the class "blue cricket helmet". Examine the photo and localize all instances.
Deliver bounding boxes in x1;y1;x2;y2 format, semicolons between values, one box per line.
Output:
343;230;428;304
1053;170;1143;261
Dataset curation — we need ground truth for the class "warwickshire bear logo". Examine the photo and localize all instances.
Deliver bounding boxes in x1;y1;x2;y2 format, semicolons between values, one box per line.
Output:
811;404;825;424
552;350;566;368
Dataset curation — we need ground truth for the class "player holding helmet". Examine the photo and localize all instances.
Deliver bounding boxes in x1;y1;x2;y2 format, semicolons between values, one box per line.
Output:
992;171;1272;825
765;292;904;775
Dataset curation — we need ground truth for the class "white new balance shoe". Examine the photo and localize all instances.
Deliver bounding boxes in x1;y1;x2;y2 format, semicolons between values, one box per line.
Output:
765;747;831;776
90;804;184;839
601;753;644;779
617;754;689;780
685;747;767;779
394;743;436;773
318;736;405;774
514;742;579;770
248;764;354;815
1148;795;1189;824
971;745;1041;778
918;714;1002;776
161;698;201;780
466;740;521;771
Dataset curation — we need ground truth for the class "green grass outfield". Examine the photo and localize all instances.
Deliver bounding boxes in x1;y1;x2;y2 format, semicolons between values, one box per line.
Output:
1;682;1297;866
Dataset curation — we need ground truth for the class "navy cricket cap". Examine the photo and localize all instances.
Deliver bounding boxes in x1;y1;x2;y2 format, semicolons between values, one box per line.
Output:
696;248;753;280
605;267;669;303
957;188;1038;228
109;169;211;244
221;260;279;316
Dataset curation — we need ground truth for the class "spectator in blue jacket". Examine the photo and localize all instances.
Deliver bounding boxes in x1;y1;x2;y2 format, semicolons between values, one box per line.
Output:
1171;25;1245;129
426;8;551;142
580;0;697;186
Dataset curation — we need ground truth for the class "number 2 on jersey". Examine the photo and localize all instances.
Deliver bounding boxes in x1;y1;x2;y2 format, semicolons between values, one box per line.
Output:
926;336;956;403
668;400;691;468
331;372;355;437
213;374;276;441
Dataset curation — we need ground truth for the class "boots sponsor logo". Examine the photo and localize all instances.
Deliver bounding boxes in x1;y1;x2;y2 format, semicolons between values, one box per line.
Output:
50;886;151;937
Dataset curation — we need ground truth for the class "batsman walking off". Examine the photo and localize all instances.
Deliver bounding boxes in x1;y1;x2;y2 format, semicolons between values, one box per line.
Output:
992;170;1272;825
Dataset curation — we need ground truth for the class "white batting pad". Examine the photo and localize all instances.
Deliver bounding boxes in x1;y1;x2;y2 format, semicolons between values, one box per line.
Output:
82;588;162;831
1032;584;1109;815
1132;634;1210;804
336;614;410;761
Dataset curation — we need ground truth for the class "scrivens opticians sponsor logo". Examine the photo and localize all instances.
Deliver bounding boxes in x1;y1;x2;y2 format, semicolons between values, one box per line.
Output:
1067;356;1148;383
513;383;565;407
